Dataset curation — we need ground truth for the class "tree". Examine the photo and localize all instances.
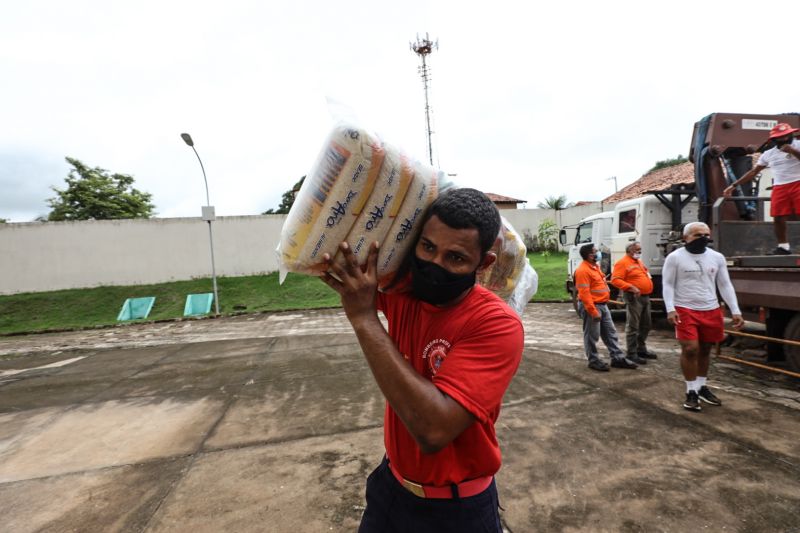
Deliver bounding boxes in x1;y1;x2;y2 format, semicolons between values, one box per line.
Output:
47;158;155;221
263;176;305;215
536;195;573;210
648;154;688;173
0;218;7;223
537;194;573;228
536;219;559;259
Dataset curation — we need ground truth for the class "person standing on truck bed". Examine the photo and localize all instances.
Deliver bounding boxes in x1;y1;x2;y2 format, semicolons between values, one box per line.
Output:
574;243;638;371
723;122;800;255
611;242;656;364
321;188;523;532
662;222;745;412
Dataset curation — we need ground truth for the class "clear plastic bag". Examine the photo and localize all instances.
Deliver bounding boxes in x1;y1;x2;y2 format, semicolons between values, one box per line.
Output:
477;217;538;316
277;122;441;285
276;120;537;315
277;123;385;283
507;261;538;316
375;158;441;286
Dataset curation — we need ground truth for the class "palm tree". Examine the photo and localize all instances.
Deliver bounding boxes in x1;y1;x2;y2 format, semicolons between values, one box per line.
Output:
536;195;573;229
536;195;573;210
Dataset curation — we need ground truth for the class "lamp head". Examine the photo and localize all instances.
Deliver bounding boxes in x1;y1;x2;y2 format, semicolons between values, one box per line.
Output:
180;133;194;147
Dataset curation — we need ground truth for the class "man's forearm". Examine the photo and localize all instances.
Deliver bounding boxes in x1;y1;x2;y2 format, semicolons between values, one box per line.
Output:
662;287;675;313
715;264;742;316
610;277;630;291
730;169;757;188
349;315;469;452
577;291;597;316
661;261;676;312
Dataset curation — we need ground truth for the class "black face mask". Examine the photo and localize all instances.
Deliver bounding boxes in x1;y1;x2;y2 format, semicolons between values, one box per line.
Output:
411;255;476;305
774;136;794;148
685;236;711;254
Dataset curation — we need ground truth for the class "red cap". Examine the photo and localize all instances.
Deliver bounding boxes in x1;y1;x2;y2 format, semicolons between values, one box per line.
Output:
769;123;799;139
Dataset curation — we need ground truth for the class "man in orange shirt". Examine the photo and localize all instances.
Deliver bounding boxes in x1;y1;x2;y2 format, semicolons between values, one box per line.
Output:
611;242;656;365
575;243;638;371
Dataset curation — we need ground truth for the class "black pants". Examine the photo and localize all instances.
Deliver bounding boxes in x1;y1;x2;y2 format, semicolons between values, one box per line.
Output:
358;458;502;533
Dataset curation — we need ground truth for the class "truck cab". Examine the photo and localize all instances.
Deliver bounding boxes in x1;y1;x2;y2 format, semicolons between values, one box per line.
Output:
609;195;698;296
560;211;614;309
561;195;698;308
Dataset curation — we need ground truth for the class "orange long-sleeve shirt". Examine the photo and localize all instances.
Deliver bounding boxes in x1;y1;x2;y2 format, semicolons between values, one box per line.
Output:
574;260;610;318
611;255;653;295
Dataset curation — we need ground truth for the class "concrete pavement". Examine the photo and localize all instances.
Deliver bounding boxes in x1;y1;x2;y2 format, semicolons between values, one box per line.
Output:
0;304;798;532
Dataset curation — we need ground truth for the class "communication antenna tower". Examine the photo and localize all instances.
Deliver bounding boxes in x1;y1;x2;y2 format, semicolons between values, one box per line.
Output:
410;33;438;165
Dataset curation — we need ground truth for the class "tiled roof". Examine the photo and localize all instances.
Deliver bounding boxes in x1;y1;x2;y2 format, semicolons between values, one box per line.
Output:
603;162;695;203
484;192;526;204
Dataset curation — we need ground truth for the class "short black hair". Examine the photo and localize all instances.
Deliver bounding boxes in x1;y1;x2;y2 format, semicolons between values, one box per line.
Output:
424;188;501;255
579;243;595;260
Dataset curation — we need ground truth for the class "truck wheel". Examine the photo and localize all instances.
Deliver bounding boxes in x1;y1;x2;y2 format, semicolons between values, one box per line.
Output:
783;314;800;373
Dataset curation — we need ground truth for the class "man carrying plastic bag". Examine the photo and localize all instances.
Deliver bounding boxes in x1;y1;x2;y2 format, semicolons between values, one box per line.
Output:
321;188;523;532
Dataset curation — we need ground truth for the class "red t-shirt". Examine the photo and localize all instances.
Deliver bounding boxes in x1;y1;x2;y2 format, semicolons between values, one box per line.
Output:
377;284;524;486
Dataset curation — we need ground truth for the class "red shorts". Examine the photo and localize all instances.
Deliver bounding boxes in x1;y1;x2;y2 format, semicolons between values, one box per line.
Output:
674;306;724;343
770;180;800;217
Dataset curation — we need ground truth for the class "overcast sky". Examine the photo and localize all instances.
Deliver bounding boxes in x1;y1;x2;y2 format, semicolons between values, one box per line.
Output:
2;0;798;222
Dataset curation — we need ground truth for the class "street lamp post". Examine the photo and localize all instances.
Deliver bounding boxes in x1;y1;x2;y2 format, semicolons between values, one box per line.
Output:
181;133;220;316
607;175;618;193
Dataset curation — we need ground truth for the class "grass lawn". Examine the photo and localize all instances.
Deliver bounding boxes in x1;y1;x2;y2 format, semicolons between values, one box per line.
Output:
0;273;339;336
528;251;569;302
0;253;570;335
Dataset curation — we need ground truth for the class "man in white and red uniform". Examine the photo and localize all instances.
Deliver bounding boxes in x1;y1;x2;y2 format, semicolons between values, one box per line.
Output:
322;188;523;532
724;122;800;255
662;222;744;412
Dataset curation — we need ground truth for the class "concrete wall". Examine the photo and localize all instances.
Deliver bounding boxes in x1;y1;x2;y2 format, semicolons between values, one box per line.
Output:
0;216;285;295
0;202;607;295
501;202;606;245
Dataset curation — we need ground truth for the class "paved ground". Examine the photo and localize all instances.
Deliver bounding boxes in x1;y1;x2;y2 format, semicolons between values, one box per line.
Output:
0;303;798;532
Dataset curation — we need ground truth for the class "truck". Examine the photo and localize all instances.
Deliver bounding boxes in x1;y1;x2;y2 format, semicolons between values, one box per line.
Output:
562;210;613;302
561;112;800;371
560;193;698;310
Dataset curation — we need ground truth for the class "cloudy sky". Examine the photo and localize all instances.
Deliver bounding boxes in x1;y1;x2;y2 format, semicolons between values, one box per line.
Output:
2;0;798;222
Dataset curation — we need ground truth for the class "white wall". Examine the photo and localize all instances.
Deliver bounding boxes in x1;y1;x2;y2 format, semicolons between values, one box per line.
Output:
0;203;607;295
0;216;285;295
501;202;606;245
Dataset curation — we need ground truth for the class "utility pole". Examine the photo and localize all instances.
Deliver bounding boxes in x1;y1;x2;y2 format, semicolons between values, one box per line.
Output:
410;33;438;166
607;176;618;192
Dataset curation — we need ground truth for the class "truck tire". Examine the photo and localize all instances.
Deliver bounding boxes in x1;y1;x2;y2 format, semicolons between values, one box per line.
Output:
783;313;800;373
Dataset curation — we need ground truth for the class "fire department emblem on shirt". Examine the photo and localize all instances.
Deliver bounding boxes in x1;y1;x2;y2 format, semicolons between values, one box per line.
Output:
422;338;451;375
